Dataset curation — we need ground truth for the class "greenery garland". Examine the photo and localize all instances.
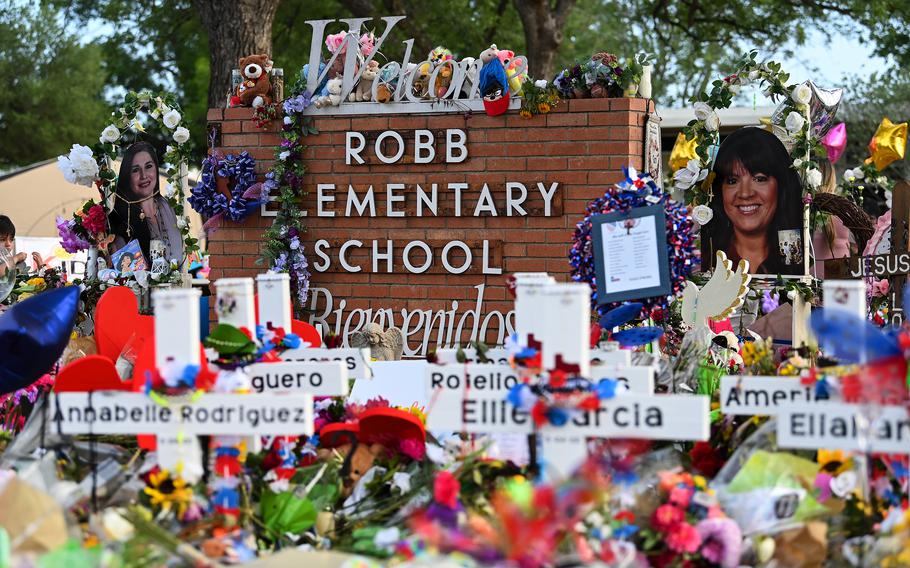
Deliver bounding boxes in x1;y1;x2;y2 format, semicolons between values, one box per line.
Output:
674;50;824;220
257;85;318;316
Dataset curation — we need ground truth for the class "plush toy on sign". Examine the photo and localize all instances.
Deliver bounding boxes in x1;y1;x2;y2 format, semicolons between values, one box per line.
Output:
231;54;274;108
478;44;510;116
327;77;344;106
375;62;400;103
350;60;380;102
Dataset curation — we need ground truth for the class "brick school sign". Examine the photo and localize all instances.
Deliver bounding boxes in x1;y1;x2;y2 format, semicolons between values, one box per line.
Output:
206;98;654;355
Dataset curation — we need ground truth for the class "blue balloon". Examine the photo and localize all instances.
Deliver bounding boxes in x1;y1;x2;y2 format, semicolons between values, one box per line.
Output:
613;326;664;347
0;286;79;395
599;302;643;330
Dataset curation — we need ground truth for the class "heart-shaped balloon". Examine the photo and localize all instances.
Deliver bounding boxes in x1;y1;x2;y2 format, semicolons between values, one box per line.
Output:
821;122;847;164
55;355;129;392
0;286;79;394
94;286;154;362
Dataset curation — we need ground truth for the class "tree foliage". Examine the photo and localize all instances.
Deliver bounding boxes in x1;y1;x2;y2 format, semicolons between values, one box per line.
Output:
0;4;109;169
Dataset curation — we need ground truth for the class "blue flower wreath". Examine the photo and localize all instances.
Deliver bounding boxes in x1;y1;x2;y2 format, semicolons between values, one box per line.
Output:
189;151;261;222
569;167;698;318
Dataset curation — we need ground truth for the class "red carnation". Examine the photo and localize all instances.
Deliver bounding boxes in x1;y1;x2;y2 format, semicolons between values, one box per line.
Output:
434;470;460;508
690;441;726;478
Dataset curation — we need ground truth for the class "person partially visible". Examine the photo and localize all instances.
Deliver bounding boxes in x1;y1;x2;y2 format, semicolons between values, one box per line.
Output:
811;162;853;278
0;215;42;278
703;128;804;275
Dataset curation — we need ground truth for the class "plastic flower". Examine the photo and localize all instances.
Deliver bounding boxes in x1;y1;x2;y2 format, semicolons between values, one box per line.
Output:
163;109;182;129
791;82;812;105
651;504;684;532
537;102;551;113
695;518;742;568
691;204;713;225
669;485;693;508
81;204;107;235
100;124;121;144
785;111;806;134
57;144;99;187
520;109;533;119
805;168;822;189
173;126;190;145
666;521;701;553
56;216;90;253
674;159;708;190
434;470;460;508
143;469;193;518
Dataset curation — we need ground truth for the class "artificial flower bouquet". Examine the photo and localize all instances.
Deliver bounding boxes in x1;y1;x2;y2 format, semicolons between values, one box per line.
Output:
56;200;112;254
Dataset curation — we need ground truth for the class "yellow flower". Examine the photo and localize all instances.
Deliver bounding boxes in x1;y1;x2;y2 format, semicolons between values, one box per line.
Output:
693;475;707;489
537;102;551;113
16;292;33;301
401;403;427;425
143;469;193;518
26;277;46;291
817;449;852;474
519;109;533;119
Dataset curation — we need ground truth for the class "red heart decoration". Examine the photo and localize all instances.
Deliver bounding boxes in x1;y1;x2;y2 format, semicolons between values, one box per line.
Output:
94;286;154;362
55;355;130;392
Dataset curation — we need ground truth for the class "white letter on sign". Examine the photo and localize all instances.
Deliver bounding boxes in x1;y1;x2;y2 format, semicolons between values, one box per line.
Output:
372;240;393;273
403;241;432;273
314;240;331;272
442;241;472;274
317;184;335;217
339;240;362;272
387;183;405;217
376;131;405;164
506;182;528;216
415;130;435;164
446;129;467;163
345;132;366;165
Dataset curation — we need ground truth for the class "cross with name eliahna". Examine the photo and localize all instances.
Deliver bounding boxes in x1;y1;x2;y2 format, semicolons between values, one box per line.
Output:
824;181;910;324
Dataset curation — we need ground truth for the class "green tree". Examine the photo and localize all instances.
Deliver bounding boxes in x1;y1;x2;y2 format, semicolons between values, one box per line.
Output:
0;4;109;168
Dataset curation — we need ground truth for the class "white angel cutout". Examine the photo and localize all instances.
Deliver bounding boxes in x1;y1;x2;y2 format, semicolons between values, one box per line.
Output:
681;251;751;329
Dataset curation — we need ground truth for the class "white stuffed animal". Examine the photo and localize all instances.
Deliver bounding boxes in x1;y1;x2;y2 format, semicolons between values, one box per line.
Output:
327;77;344;106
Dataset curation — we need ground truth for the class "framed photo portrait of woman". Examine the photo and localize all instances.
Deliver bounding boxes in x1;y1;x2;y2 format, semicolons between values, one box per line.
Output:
700;127;808;277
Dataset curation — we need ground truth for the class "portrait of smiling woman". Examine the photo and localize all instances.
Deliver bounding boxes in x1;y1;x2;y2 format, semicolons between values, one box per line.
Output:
109;142;184;264
702;127;805;275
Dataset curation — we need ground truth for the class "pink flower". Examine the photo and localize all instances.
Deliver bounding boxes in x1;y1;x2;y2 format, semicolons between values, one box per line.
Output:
399;438;425;461
325;32;347;54
695;518;742;567
359;33;375;57
651;504;684;532
666;522;702;554
82;204;107;235
669;485;693;509
434;470;460;508
872;279;890;298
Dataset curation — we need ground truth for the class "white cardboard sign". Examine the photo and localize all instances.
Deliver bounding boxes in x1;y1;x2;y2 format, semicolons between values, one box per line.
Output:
245;361;348;396
594;365;654;395
590;348;633;367
426;387;709;441
720;375;831;416
50;392;314;436
777;402;910;453
279;347;372;380
427;364;520;393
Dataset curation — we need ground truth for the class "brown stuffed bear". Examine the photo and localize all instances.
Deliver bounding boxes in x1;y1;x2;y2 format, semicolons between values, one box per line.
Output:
231;54;273;108
317;442;385;495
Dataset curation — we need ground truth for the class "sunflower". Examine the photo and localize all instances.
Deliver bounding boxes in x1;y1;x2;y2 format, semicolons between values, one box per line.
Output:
817;449;852;475
519;109;533;119
537;102;551;113
144;469;193;518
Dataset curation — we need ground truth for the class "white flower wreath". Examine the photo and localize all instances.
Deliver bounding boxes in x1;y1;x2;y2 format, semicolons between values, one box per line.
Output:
58;90;198;262
674;50;827;225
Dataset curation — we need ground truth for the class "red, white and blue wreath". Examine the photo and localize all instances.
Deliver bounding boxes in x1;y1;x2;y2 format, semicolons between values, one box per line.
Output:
569;166;698;318
189;151;264;229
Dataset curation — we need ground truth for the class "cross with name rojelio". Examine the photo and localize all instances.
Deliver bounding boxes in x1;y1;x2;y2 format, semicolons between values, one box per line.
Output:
49;273;363;478
825;181;910;324
425;273;709;477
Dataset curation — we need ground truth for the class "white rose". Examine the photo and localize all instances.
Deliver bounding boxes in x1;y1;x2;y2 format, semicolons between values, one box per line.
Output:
674;159;709;190
784;111;805;134
162;183;176;198
692;204;714;225
693;101;713;122
100;124;121;143
791;82;812;105
163;109;182;129
805;168;823;188
728;83;741;95
278;150;290;161
58;144;99;187
704;111;720;132
176;216;188;229
793;158;804;169
748;70;760;81
534;79;549;88
173;126;190;144
854;168;865;180
165;145;174;155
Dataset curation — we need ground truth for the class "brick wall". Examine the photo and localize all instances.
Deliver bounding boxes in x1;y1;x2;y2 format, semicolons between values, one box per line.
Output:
206;98;653;354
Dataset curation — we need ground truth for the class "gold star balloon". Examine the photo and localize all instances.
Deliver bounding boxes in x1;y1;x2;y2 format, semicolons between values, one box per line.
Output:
865;117;907;171
669;132;698;172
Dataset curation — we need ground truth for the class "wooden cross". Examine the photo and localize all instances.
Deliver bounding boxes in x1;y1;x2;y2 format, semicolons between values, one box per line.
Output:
824;181;910;324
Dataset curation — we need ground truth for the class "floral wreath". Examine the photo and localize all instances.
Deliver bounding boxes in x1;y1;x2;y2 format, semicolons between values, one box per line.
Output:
189;151;263;228
570;167;697;318
57;90;198;262
673;50;825;226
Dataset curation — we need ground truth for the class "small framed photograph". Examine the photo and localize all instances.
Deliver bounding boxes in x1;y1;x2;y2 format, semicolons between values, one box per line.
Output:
111;240;147;275
590;204;671;304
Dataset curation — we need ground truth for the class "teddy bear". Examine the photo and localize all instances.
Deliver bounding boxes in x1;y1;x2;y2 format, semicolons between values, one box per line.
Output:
317;442;385;494
411;63;431;99
231;54;273;108
350;60;380;102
